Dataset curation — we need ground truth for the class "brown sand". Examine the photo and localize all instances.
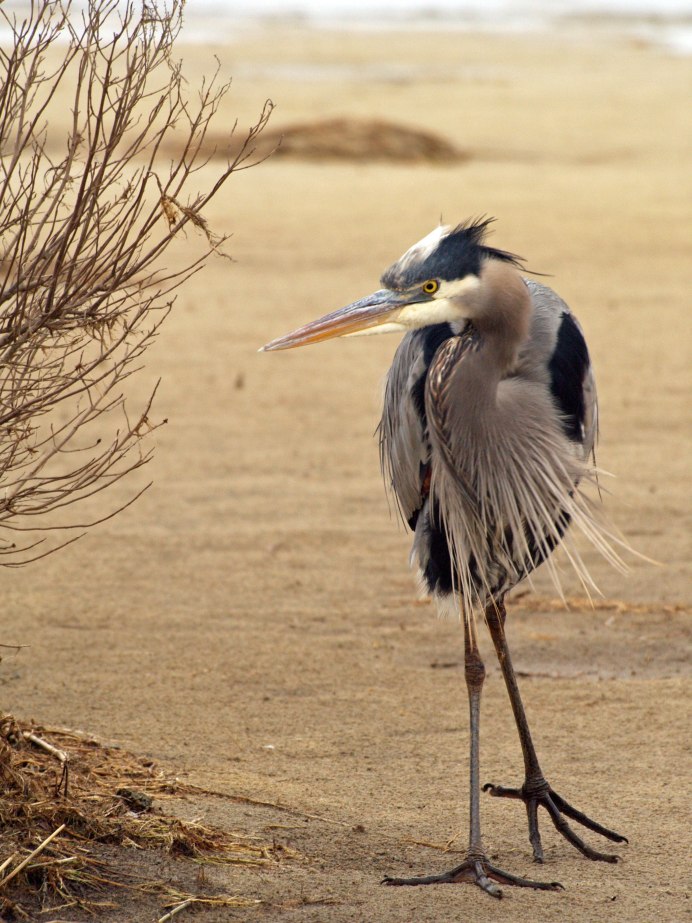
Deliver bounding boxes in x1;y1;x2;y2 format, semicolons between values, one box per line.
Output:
3;25;691;922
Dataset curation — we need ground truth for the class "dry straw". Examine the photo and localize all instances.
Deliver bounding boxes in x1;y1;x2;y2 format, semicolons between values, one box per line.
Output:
0;715;282;919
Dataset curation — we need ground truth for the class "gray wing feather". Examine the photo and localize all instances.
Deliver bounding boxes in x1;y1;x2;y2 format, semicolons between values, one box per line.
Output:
522;280;598;460
378;332;430;526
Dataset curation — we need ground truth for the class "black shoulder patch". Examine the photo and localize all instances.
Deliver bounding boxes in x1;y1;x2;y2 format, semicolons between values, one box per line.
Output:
410;323;455;422
406;323;455;531
548;312;589;443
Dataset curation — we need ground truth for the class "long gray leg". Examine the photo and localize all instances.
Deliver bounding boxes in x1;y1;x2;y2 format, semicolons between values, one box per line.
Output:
483;600;627;863
383;608;562;895
464;616;487;861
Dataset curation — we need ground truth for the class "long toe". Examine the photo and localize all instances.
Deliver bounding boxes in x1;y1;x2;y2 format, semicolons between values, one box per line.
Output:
550;789;628;844
382;854;563;897
484;779;627;863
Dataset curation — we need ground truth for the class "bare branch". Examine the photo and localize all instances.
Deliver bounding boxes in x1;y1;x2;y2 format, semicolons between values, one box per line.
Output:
0;0;272;563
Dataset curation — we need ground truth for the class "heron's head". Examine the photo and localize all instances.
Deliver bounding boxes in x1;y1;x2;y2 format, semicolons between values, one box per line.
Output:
261;218;525;352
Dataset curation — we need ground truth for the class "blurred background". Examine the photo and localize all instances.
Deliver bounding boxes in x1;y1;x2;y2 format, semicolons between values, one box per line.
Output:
2;1;690;919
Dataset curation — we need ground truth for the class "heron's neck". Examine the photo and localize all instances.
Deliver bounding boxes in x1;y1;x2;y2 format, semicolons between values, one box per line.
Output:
472;261;531;374
448;263;532;423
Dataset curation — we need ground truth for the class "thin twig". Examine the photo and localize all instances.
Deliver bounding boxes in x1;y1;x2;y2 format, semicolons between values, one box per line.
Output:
0;823;66;888
0;853;17;876
187;786;352;828
23;730;68;764
25;854;78;871
23;730;69;794
157;898;194;922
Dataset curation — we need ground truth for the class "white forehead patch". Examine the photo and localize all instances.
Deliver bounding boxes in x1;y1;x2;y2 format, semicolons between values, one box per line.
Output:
397;224;451;270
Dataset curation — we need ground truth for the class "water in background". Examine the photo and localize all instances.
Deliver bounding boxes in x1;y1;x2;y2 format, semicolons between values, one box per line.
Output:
0;0;690;55
182;0;692;54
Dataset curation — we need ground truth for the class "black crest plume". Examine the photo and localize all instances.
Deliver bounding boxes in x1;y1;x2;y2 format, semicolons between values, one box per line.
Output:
382;217;525;290
442;217;525;273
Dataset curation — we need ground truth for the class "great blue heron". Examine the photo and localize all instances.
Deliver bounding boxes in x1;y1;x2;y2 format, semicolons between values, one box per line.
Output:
261;218;629;897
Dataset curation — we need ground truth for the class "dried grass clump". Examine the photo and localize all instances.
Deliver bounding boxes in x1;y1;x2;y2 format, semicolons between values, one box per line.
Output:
0;715;279;919
266;117;466;162
172;117;466;164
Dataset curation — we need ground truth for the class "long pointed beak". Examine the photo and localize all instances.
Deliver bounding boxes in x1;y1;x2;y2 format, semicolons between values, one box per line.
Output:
260;289;408;352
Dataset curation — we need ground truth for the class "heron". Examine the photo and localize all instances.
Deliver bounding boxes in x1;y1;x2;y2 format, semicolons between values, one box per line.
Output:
261;218;629;897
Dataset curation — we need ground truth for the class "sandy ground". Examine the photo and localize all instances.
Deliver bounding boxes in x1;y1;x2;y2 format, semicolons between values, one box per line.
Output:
3;25;691;922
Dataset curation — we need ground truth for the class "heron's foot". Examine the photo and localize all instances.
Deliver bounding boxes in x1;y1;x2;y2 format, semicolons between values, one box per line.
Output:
382;853;563;898
483;779;627;863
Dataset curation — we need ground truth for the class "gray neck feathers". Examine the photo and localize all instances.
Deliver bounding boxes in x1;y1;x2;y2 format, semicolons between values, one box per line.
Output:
447;260;532;427
472;260;531;374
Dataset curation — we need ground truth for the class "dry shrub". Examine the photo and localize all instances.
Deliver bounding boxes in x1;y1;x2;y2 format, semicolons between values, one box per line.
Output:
0;0;272;565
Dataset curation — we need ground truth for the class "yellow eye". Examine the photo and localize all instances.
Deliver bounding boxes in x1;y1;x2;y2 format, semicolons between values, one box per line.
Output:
422;279;439;295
